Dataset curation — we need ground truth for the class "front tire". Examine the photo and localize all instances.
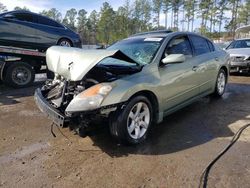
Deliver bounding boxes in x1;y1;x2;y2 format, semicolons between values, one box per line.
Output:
109;96;153;145
213;69;227;97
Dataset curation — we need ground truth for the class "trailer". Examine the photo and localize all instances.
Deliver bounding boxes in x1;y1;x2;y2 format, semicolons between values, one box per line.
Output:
0;45;48;88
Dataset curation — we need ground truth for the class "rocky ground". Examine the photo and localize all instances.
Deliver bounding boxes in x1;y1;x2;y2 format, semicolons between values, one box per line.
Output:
0;74;250;188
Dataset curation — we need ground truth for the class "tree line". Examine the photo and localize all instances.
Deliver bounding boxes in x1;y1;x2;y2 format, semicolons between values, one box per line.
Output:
0;0;250;44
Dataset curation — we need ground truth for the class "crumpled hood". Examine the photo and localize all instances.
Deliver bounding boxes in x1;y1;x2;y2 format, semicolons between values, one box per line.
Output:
227;48;250;56
46;46;119;81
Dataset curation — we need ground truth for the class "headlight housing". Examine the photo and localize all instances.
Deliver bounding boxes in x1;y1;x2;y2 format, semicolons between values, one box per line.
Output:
65;83;113;112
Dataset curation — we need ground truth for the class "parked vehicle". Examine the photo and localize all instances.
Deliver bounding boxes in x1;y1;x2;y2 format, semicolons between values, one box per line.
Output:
226;38;250;73
0;10;82;51
35;31;230;145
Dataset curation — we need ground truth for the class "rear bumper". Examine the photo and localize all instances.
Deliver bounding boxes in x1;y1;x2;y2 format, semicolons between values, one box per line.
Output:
34;88;66;126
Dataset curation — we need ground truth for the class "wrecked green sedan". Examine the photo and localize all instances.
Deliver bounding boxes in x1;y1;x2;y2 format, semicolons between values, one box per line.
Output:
35;31;230;144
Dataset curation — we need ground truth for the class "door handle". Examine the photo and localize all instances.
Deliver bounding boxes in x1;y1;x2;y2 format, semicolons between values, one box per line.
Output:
215;57;219;61
192;66;199;71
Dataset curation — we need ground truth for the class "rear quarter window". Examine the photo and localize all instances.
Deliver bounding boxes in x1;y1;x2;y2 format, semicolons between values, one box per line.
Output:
189;35;211;56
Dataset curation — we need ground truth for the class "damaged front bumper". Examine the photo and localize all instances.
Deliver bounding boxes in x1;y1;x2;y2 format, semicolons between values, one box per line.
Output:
34;88;123;127
230;60;250;73
34;88;66;126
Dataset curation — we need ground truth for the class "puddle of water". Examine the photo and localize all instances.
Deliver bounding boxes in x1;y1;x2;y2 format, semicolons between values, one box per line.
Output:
222;92;231;100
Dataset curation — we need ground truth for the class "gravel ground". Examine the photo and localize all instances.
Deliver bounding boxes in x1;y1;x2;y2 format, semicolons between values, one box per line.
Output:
0;75;250;188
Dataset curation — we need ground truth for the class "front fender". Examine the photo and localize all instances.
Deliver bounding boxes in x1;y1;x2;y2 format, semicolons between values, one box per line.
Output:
100;66;163;115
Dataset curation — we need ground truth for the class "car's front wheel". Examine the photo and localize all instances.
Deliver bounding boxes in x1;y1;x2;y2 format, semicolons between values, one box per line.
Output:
109;95;153;145
213;69;227;97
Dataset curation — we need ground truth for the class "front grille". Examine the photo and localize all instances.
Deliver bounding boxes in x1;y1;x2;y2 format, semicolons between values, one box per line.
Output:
230;56;245;62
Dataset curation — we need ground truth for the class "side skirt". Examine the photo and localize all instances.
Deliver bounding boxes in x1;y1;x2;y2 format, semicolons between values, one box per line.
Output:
162;90;213;119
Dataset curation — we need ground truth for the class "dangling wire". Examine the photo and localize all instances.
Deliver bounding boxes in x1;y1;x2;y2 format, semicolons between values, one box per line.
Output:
50;122;56;137
55;123;72;144
50;121;72;144
199;123;250;188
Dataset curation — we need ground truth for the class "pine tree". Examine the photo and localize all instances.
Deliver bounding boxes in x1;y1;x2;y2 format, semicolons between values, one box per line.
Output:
153;0;162;28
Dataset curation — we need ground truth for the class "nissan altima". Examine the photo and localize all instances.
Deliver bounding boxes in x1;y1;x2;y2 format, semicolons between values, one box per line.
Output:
35;31;230;145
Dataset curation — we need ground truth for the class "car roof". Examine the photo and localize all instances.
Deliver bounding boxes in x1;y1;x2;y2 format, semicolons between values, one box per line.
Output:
234;38;250;41
131;30;172;37
2;10;45;18
128;31;213;42
4;10;34;15
2;10;65;27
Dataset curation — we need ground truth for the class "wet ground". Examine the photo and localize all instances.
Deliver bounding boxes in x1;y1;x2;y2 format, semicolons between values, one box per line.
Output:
0;74;250;188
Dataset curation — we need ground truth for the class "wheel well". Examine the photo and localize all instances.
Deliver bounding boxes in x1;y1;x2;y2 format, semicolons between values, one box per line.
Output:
220;66;228;82
57;37;73;46
129;90;159;123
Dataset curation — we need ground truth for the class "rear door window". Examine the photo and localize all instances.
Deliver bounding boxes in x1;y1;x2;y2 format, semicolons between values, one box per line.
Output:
37;15;63;28
189;35;211;56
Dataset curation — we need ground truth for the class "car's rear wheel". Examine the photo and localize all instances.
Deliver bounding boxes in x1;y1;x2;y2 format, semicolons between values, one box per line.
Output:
213;69;227;97
109;95;153;145
57;39;72;47
3;62;35;88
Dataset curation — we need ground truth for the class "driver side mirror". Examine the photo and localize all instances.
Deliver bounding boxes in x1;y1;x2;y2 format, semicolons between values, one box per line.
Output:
3;14;15;20
162;54;186;64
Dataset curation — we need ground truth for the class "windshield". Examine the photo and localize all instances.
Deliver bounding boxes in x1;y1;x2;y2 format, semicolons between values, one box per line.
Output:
107;37;164;65
227;39;250;49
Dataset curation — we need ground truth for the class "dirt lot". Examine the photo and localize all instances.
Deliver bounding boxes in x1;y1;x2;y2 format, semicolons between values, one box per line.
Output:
0;75;250;188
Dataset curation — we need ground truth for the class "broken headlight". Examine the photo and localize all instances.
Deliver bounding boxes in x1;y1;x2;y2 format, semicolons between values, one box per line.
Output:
65;83;113;112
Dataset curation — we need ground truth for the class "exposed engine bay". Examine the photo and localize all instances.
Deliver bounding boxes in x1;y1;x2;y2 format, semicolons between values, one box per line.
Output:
40;60;141;116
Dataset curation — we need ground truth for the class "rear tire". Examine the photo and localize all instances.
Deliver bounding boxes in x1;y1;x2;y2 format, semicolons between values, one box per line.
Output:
57;38;72;47
109;95;153;145
2;62;35;88
213;69;227;97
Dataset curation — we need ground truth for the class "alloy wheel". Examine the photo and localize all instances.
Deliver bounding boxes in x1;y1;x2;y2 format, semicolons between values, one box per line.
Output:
217;72;226;95
59;40;71;47
127;102;150;139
